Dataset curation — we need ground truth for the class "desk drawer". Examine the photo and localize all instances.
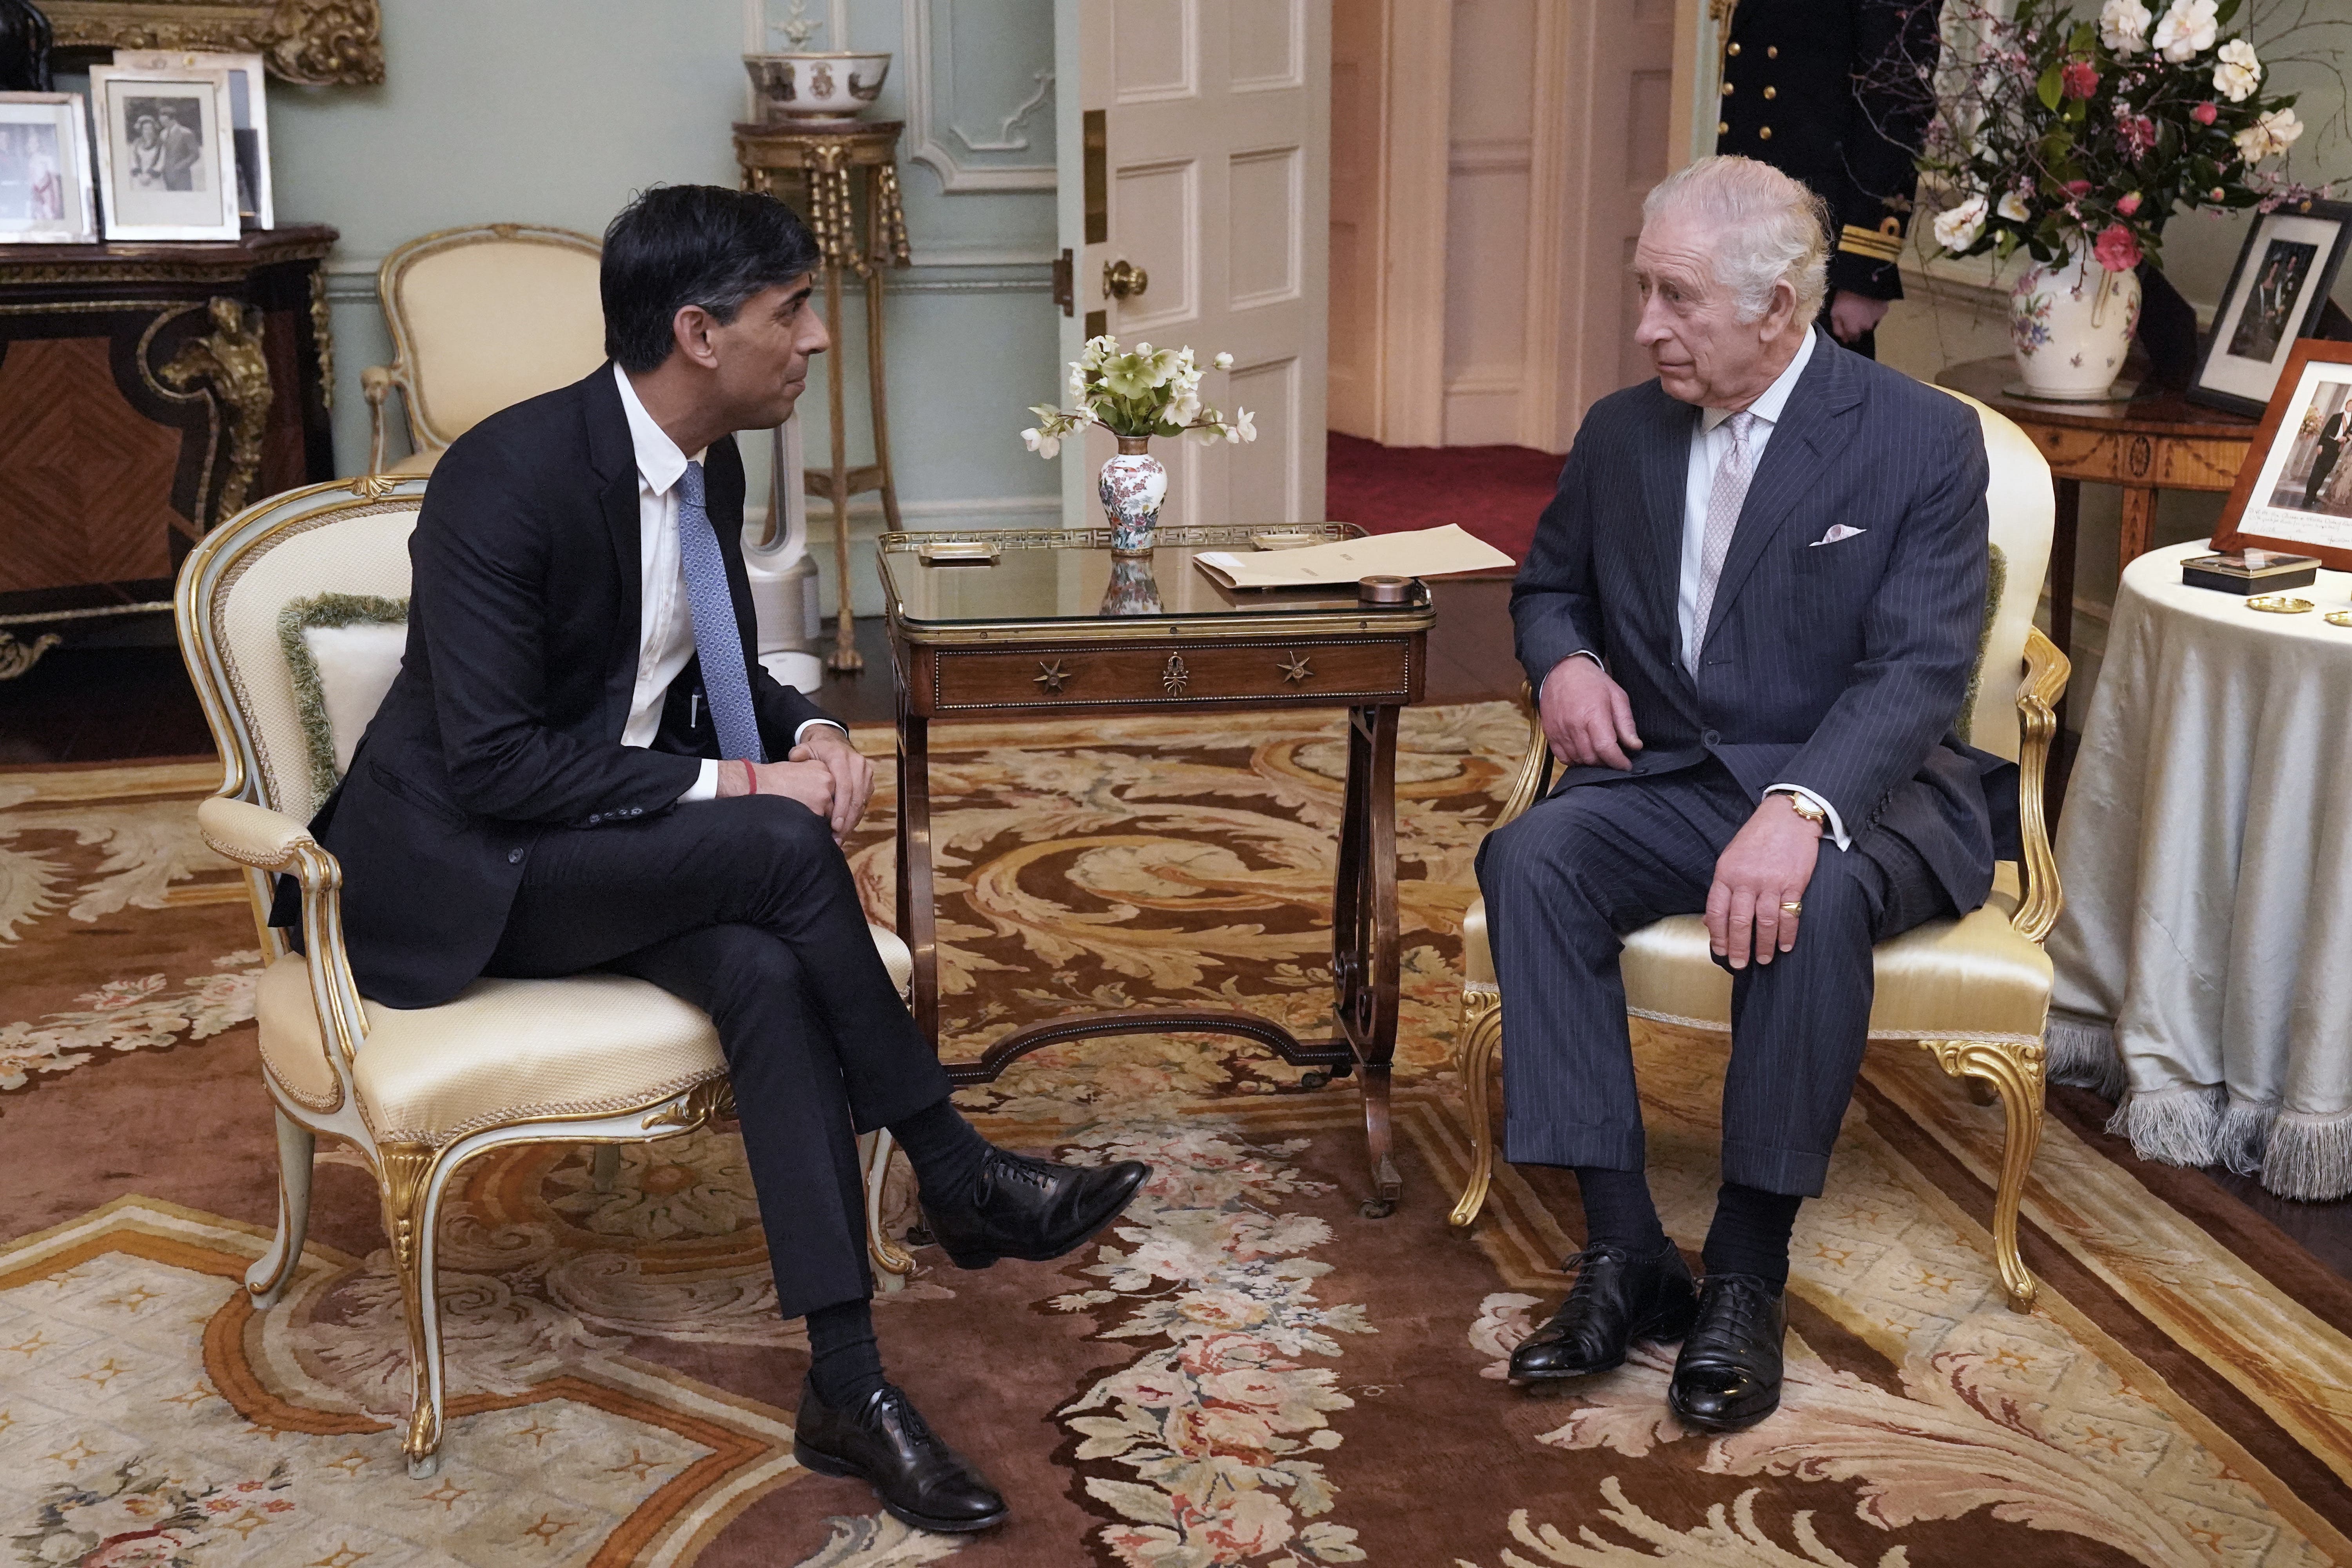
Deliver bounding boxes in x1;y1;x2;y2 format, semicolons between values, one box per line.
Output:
930;637;1416;712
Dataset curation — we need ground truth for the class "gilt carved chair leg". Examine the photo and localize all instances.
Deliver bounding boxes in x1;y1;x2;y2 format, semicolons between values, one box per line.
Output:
1928;1038;2047;1314
863;1129;917;1289
1449;986;1505;1232
245;1109;316;1309
378;1142;452;1477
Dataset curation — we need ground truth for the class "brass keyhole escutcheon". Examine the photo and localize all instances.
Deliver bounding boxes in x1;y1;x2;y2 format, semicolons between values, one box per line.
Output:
1104;258;1149;300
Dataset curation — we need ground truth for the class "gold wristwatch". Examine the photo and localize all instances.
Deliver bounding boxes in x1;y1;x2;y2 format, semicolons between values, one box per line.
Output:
1776;791;1828;830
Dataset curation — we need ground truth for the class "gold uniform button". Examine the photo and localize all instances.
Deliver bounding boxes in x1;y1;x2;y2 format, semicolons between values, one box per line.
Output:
1759;125;1773;139
1767;44;1778;57
1721;81;1734;95
1718;120;1730;134
1727;40;1741;55
1762;85;1777;99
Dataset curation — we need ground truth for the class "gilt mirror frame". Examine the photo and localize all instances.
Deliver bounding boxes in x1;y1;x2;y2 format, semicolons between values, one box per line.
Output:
44;0;382;87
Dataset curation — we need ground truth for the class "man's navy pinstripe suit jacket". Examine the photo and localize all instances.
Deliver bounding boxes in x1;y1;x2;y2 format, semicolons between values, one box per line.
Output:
1509;329;2020;913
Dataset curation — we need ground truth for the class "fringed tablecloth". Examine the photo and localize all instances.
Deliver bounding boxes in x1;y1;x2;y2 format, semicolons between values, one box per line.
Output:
2049;541;2352;1200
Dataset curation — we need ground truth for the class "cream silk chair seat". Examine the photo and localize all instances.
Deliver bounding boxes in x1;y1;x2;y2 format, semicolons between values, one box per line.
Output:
177;477;915;1481
1449;392;2069;1314
361;224;607;475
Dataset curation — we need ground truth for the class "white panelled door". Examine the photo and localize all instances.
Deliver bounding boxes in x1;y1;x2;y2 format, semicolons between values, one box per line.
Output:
1056;0;1330;531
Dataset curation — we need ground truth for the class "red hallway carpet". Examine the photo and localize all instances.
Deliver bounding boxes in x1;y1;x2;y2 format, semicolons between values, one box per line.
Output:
1324;431;1561;563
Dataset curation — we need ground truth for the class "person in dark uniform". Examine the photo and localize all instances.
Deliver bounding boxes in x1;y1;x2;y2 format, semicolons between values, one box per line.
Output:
2304;396;2352;511
1714;0;1942;360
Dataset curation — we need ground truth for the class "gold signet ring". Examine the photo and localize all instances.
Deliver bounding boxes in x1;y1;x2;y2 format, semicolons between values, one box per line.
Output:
1780;901;1804;914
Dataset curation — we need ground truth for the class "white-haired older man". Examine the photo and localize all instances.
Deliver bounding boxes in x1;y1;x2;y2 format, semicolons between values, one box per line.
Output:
1478;156;2014;1429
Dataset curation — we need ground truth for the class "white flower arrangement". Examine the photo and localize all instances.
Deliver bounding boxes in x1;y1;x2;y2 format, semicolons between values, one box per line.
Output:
2212;37;2263;102
2152;0;2218;62
2098;0;2152;53
1021;335;1258;460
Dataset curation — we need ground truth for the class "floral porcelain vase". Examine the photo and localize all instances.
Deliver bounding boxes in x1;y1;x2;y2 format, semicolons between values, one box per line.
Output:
1098;436;1168;556
2010;246;2142;400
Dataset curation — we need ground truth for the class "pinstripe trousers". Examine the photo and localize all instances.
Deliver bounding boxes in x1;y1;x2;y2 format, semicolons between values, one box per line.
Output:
1474;760;1951;1196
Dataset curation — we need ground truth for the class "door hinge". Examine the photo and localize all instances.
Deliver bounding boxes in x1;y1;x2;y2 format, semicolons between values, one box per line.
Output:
1053;247;1074;317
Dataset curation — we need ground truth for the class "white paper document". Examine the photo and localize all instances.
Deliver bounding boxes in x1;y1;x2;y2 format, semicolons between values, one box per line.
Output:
1192;524;1514;590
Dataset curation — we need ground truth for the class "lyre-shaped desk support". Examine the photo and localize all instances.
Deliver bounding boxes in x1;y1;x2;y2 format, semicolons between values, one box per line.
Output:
735;117;913;671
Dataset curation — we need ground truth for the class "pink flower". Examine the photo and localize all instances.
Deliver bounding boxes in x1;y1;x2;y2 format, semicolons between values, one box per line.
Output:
1199;1491;1295;1559
2094;223;2143;272
2116;191;2143;216
2060;60;2099;99
2117;114;2158;156
2063;180;2093;198
2192;100;2219;125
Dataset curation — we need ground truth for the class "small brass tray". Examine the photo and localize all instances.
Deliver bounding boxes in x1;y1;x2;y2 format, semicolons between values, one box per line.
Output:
2326;610;2352;628
2247;595;2315;614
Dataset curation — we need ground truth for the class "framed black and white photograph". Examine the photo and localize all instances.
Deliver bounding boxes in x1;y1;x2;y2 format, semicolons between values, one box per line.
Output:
2188;199;2352;417
2214;340;2352;569
113;51;272;229
0;93;99;244
87;62;238;241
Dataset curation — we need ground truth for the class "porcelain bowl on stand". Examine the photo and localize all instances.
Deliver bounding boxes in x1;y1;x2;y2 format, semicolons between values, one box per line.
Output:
744;52;891;120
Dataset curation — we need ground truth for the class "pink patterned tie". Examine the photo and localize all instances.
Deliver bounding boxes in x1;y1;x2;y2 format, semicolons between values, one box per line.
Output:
1689;410;1758;668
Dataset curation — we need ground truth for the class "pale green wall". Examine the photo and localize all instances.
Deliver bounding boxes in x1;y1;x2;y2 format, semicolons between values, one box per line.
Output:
254;0;1063;614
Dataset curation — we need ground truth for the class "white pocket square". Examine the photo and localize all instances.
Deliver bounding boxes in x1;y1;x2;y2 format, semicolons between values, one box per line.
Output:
1810;525;1867;546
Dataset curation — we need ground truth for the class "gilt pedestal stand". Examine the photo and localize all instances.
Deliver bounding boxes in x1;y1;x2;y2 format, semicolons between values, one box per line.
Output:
734;118;912;672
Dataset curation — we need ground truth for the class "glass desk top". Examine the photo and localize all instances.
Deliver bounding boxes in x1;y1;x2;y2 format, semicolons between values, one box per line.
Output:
878;524;1436;637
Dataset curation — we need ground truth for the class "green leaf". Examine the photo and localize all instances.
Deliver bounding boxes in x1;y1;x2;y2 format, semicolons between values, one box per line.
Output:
2068;21;2095;53
2216;0;2243;23
2037;65;2063;112
1996;229;2020;262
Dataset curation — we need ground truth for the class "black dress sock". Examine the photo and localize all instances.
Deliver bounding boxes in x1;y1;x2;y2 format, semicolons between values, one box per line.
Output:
889;1095;993;1207
805;1297;887;1408
1572;1165;1669;1255
1700;1181;1804;1289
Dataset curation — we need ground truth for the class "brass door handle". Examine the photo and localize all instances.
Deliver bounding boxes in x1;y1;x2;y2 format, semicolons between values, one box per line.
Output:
1104;258;1149;299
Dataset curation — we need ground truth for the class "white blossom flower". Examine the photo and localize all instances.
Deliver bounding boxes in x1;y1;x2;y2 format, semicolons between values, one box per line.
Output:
1932;193;1989;252
2152;0;2218;62
1021;426;1061;459
1234;408;1257;443
2212;38;2261;101
1996;188;2032;222
2099;0;2152;53
2234;105;2302;161
1212;351;1234;370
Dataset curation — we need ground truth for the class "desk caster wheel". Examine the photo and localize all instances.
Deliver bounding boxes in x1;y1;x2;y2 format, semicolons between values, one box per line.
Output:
1300;1070;1330;1090
1359;1197;1396;1219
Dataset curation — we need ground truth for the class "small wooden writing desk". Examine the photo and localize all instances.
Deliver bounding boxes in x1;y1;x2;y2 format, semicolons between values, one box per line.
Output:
880;525;1434;1216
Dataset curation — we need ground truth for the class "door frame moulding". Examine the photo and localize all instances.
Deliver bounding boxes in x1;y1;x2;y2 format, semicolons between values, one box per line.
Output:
1370;0;1451;448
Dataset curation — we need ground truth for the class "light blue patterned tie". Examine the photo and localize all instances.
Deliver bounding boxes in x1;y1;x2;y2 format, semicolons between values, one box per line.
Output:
676;460;766;764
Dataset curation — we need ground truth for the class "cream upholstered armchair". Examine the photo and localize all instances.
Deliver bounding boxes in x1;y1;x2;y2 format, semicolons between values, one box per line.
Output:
174;476;915;1478
1448;392;2069;1314
362;224;607;475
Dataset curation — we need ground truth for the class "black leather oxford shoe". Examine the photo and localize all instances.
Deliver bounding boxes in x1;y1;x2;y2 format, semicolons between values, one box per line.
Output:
1667;1272;1788;1432
1508;1240;1699;1387
921;1148;1151;1270
793;1381;1009;1533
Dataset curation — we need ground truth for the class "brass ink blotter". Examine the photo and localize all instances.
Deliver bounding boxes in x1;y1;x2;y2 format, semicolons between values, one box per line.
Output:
2183;549;2320;594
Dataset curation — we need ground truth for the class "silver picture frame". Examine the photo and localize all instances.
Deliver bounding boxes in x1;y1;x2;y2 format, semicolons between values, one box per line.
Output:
0;91;100;244
88;62;240;242
113;50;273;230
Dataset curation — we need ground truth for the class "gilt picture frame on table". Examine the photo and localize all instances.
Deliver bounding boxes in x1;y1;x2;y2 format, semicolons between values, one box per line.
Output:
113;51;273;229
87;62;238;241
2214;339;2352;570
2187;199;2352;417
0;92;100;244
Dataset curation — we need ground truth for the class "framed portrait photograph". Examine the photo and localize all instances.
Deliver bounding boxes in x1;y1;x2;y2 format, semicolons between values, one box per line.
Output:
2187;199;2352;417
87;62;238;241
113;51;272;229
0;92;99;243
2213;340;2352;569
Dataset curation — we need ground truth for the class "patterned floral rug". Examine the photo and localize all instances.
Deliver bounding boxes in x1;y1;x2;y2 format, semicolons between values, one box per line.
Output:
5;710;2352;1568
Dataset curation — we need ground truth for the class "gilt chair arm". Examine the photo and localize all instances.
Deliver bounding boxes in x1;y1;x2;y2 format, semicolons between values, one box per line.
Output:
197;797;371;1068
1494;681;1555;830
360;364;402;475
2012;624;2071;945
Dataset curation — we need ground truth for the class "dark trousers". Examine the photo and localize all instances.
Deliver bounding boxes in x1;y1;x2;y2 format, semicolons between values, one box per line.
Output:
1474;763;1951;1196
484;793;951;1318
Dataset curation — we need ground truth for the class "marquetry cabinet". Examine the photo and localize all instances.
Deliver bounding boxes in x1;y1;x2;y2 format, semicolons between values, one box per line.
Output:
0;226;337;664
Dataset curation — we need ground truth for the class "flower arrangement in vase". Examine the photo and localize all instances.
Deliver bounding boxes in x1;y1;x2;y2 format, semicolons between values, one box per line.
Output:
1915;0;2328;398
1022;334;1258;555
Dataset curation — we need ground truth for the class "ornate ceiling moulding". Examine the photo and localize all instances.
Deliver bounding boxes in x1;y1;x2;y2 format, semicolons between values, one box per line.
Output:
45;0;383;86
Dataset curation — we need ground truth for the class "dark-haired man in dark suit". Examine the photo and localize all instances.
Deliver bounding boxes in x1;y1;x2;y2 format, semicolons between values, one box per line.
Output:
1478;155;2012;1431
2305;395;2352;511
303;185;1148;1533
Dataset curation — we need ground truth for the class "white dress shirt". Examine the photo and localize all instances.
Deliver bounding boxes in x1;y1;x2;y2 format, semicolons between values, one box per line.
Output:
613;365;840;802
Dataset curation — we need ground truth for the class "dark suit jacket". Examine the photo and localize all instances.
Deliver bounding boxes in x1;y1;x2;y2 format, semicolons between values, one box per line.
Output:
1511;330;2017;913
1716;0;1943;301
280;365;834;1008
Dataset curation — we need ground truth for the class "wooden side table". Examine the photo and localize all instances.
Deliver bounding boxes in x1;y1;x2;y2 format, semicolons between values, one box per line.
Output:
0;225;338;677
735;118;911;672
1936;358;2258;718
881;525;1436;1216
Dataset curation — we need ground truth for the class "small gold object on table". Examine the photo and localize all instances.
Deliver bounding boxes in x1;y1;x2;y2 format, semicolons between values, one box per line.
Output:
882;523;1435;1217
2326;610;2352;628
2245;595;2315;613
735;118;912;671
